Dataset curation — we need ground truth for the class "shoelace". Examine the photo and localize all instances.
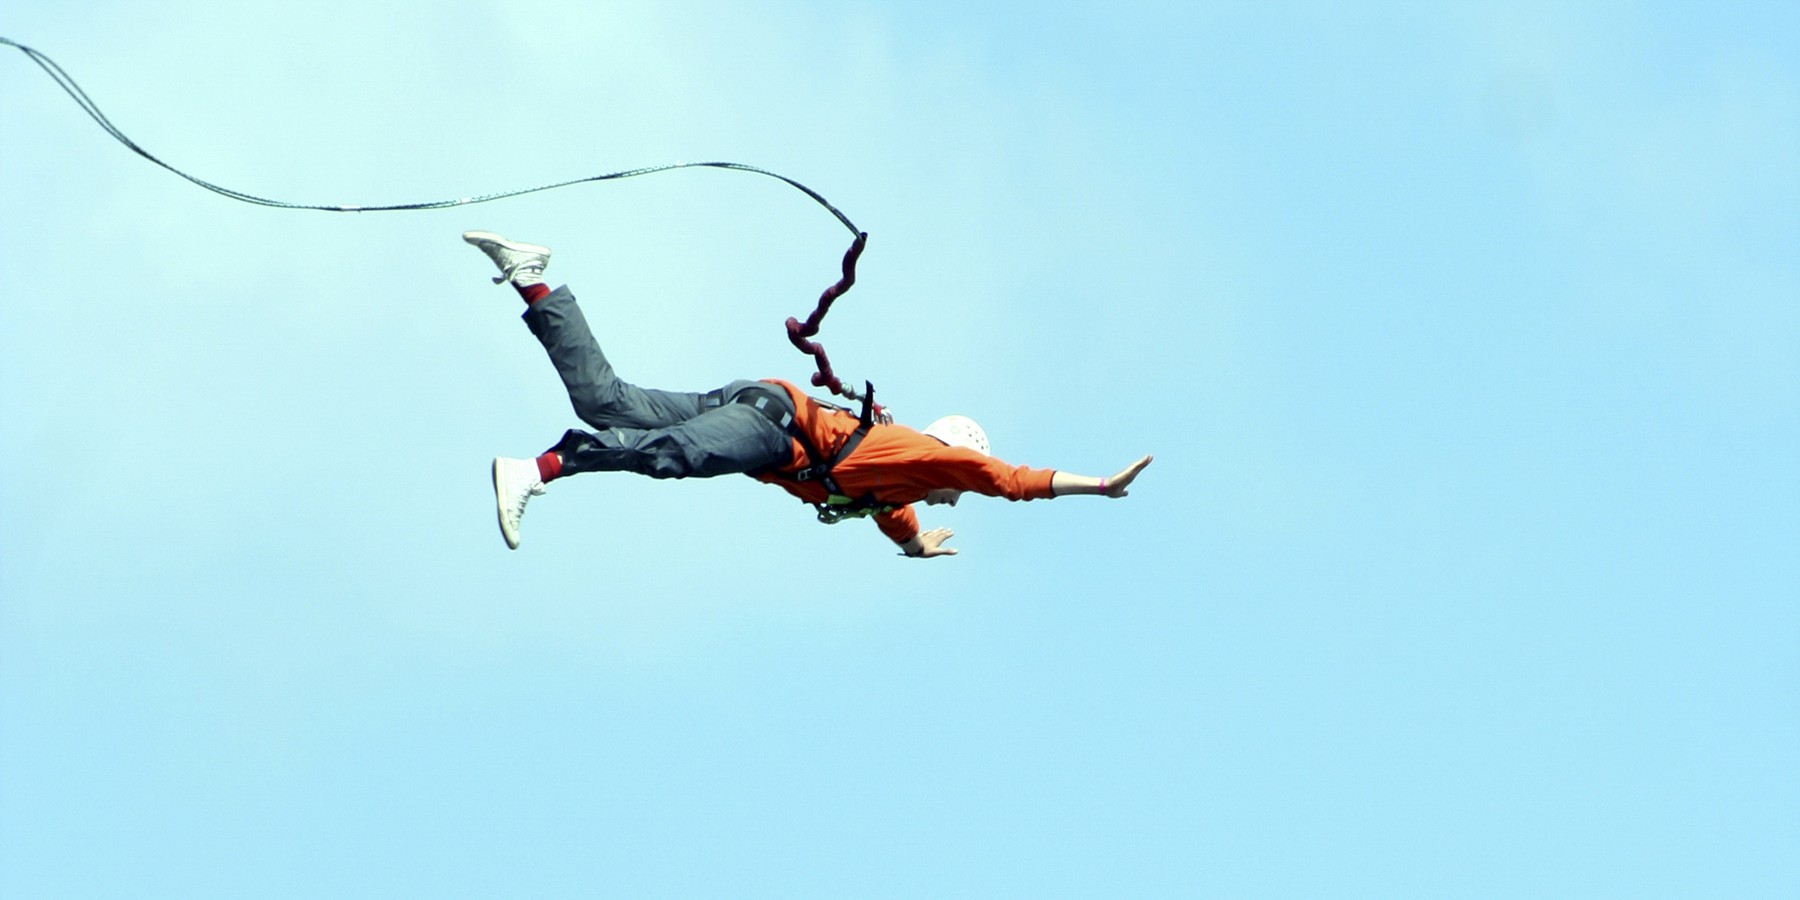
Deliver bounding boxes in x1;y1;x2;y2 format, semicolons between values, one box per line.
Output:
511;481;546;516
489;249;548;285
493;263;545;285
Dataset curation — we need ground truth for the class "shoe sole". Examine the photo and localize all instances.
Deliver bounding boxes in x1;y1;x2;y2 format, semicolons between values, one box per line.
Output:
492;458;521;550
462;231;550;257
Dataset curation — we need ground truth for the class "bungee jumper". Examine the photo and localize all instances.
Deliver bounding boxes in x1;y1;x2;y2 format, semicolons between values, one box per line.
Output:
2;37;1156;557
465;231;1154;558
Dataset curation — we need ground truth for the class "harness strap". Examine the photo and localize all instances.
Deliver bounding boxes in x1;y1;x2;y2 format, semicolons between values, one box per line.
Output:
703;385;794;432
713;384;894;522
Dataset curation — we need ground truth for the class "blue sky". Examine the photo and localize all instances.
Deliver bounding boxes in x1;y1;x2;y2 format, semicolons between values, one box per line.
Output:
2;2;1796;897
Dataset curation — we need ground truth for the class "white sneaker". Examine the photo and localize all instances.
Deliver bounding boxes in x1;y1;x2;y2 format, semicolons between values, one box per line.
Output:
463;231;551;286
492;457;547;550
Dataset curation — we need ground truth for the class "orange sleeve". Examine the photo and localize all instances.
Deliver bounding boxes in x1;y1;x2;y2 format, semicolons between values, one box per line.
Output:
930;450;1057;501
875;504;919;545
982;457;1057;501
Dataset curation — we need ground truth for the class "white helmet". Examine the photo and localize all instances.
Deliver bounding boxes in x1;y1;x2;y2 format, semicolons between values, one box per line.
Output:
922;415;990;456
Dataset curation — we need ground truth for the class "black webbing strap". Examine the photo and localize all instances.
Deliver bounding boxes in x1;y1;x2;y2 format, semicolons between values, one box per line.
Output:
705;385;795;432
715;385;885;519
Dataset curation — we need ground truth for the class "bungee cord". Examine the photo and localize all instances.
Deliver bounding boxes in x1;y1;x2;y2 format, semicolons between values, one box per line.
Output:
4;35;879;409
0;36;861;233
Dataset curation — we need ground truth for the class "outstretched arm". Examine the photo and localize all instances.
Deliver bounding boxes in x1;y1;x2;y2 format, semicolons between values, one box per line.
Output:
889;455;1152;558
1051;454;1154;498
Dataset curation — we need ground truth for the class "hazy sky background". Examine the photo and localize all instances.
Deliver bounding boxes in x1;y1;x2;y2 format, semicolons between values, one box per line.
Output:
3;2;1796;897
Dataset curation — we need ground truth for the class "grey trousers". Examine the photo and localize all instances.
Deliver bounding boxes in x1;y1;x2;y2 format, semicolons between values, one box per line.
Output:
524;286;793;479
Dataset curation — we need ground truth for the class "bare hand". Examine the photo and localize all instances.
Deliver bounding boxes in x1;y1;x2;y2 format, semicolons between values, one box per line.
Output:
905;527;959;558
1104;455;1154;498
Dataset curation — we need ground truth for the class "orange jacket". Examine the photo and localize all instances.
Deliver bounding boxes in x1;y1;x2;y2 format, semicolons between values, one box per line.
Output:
752;379;1058;544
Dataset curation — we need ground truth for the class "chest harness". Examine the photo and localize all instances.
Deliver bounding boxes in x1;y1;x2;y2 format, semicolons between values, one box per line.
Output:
704;382;900;525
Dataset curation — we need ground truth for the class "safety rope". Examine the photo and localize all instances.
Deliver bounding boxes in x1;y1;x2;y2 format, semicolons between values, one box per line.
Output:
0;37;861;231
4;35;880;410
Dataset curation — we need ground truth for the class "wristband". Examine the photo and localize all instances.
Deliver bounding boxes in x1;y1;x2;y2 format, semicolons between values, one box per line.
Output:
1098;477;1108;494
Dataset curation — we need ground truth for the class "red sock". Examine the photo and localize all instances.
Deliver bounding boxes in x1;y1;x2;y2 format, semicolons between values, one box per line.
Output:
536;451;563;482
516;283;551;304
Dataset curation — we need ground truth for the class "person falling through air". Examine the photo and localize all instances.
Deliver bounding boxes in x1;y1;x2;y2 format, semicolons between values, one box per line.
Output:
466;231;1153;558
